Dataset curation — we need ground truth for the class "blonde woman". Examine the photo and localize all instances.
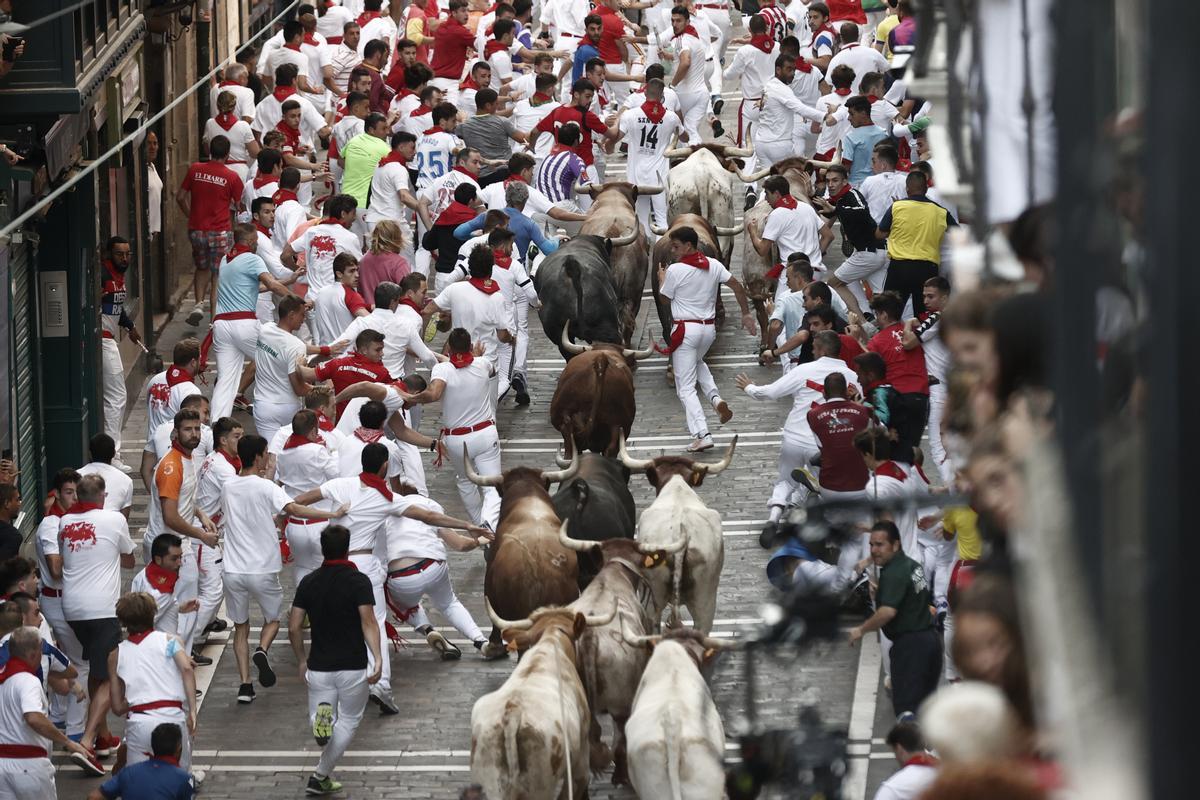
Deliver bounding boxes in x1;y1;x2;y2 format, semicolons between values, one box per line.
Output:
358;221;412;304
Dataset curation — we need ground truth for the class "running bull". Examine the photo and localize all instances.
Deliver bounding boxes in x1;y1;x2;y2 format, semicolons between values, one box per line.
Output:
535;233;638;359
663;142;757;264
553;327;653;457
551;452;639;586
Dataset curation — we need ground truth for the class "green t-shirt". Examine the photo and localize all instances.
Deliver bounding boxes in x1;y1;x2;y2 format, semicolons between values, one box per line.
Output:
877;552;934;638
341;132;391;207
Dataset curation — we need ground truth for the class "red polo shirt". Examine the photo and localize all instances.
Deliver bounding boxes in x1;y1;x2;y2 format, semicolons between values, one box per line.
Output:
806;399;872;491
594;6;626;63
535;105;608;166
180;161;243;232
314;352;393;417
867;322;929;395
431;18;477;79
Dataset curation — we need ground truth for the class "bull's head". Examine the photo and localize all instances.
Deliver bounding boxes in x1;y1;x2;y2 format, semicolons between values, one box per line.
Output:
560;325;655;360
617;433;738;490
555;519;684;570
486;598;618;653
618;616;733;667
464;444;580;490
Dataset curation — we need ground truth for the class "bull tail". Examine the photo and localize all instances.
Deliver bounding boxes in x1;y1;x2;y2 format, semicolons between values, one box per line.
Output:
502;707;522;791
588;356;609;450
663;705;684;800
668;549;684;628
565;257;586;340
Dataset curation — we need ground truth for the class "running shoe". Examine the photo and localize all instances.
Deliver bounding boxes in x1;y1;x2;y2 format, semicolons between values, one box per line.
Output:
369;690;399;716
253;647;276;687
94;735;121;757
511;373;531;407
312;702;334;746
712;98;724;115
237;683;256;704
233;394;254;412
186;304;204;327
426;630;462;661
72;748;106;776
191;650;213;667
203;618;229;634
687;435;714;453
715;400;733;424
306;775;344;795
790;466;819;494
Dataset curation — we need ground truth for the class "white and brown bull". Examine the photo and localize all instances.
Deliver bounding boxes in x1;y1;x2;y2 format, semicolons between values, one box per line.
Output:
553;522;686;785
619;434;737;634
469;451;582;659
471;602;617;800
663;143;756;264
553;327;654;456
620;622;731;800
577;182;662;346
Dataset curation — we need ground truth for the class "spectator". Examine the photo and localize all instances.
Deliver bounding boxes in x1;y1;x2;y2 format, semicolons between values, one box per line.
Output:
0;485;20;561
359;222;412;303
873;721;938;800
0;32;24;81
88;722;196;800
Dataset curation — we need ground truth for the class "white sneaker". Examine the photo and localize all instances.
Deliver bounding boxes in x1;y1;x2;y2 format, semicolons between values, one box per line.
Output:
191;769;206;787
185;304;205;327
111;458;133;474
687;435;714;453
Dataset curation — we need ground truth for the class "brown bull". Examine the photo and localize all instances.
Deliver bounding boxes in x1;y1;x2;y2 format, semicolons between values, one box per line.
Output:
578;181;662;346
470;450;582;659
552;326;653;456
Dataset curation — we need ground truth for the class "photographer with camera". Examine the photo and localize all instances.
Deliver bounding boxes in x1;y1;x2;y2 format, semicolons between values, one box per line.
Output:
0;16;24;83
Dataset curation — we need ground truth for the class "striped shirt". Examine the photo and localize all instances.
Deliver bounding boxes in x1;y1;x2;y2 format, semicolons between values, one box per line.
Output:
535;149;585;204
758;7;789;43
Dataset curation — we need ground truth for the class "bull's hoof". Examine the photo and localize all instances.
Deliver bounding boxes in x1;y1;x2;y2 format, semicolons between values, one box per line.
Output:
589;742;613;773
480;642;509;660
665;365;675;387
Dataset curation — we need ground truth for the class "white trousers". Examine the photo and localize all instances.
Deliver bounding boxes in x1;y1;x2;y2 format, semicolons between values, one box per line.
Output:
194;541;224;638
176;549;199;653
211;318;261;421
927;384;954;483
41;595;88;736
670;323;719;439
769;438;820;512
101;338;126;451
125;708;191;769
255;292;276;324
676;90;709;143
306;668;369;778
699;8;731;94
634;192;667;240
495;339;515;400
347;554;391;696
513;299;531;379
834;250;889;312
0;758;55;800
429;77;460;106
286;519;327;585
444;427;502;528
754;138;795;172
385;560;484;641
254;399;301;447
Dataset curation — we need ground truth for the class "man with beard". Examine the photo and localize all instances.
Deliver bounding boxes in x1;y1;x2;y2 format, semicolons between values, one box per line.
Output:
100;237;142;472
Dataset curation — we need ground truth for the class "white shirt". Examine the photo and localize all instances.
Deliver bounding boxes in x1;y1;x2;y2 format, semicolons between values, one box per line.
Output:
220;474;292;574
59;507;135;621
272;197;308;249
431;357;496;430
619;105;684;181
814;90;852;154
622;85;682;115
0;671;50;755
269;45;315;91
338;430;406;479
77;462;134;512
254;322;307;406
145;421;213;463
209;83;257;120
433;281;511;360
115;630;187;708
762;201;825;271
660;258;732;320
319;476;413;552
826;43;891;94
790;66;822;109
668;31;708;94
328;42;363;93
317;5;357;43
366;159;412;224
336;386;405;438
145;371;202;439
312;283;365;346
203;118;256;166
129;567;183;633
511;99;559;163
918;314;950;382
742;356;861;449
386;495;449;562
276;439;341;496
722;41;778;100
35;513;66;591
195;450;239;520
358;16;399;60
756;77;824;143
292;222;363;293
860;171;909;225
866;462;924;558
479;180;554;216
251;90;327;137
415;130;464;190
270;424;345;456
147;445;200;548
339;306;438;378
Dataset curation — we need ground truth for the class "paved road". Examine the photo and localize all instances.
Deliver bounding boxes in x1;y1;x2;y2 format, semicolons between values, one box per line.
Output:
53;49;912;799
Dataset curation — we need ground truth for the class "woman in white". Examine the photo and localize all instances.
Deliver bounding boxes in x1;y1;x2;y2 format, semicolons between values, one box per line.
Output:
204;92;260;182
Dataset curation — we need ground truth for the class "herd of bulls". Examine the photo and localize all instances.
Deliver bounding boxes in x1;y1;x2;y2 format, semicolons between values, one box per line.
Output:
463;144;787;800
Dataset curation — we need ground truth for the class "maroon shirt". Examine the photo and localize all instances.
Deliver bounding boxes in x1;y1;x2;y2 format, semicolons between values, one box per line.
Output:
807;399;873;491
867;322;929;395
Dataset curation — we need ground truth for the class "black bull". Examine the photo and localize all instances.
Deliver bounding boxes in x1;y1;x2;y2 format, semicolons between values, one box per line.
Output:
534;234;634;358
551;454;637;587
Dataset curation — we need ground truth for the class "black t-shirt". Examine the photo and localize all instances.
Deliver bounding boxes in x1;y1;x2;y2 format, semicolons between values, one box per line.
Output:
0;521;20;561
292;563;375;672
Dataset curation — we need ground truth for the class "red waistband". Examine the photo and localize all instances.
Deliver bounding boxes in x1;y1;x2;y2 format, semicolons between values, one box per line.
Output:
288;517;325;526
677;318;716;325
0;744;48;758
102;331;115;340
40;586;62;598
388;558;442;578
130;700;185;714
214;311;258;323
441;419;495;437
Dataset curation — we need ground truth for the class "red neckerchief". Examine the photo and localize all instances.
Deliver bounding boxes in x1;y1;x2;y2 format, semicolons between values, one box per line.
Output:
423;126;445;135
397;88;416;101
45;503;67;519
65;501;103;514
453;165;478;179
468;277;501;294
828;183;851;203
904;754;939;768
284;433;324;449
504;174;528;186
749;33;774;53
436;201;479;227
171;441;193;459
166;365;193;387
218;80;240;88
399;297;423;314
356;10;382;26
254;221;272;237
126;629;155;644
254;172;278;189
354;427;387;444
272;85;298;103
359;471;394;501
322;558;359;570
679;251;710;270
795;56;813;73
102;259;126;294
316;410;335;431
530;92;553;106
379;150;408;167
765;262;785;280
0;656;38;684
673;25;699;39
411;104;432;117
145;561;180;594
303;32;320;47
876;461;909;481
771;193;799;210
640;100;667;124
492;248;512;269
275;119;302;151
460;76;481;91
272;188;298;205
283;41;303;52
227;243;254;260
867;94;880;104
485;39;509;57
813;22;837;41
834;87;851;96
318;216;343;228
219;450;242;471
213;112;239;131
449;351;475;368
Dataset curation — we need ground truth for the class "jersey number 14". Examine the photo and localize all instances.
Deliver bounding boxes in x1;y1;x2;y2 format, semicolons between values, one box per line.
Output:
638;124;659;149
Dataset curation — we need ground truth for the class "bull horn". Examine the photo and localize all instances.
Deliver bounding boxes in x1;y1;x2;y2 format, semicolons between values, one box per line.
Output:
486;598;534;631
715;221;745;236
635;184;664;196
574;181;599;197
725;144;754;158
540;444;580;484
701;635;736;651
649;222;668;236
557;518;603;552
560;325;591;354
464;445;505;487
554;450;572;468
663;146;695;159
620;614;659;647
582;599;619;627
736;167;772;183
807;158;839;169
621;342;656;360
696;434;738;475
617;432;653;471
607;228;639;248
638;536;687;555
